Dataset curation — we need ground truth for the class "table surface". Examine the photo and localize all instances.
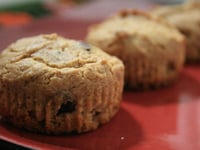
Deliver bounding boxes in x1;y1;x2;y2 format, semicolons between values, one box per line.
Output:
0;1;194;150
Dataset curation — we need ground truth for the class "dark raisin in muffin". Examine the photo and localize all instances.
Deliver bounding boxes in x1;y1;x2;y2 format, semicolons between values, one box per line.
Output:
0;33;124;134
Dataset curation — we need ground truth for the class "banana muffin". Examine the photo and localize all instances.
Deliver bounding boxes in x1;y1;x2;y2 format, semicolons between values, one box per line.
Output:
151;2;200;62
0;33;124;134
86;10;185;89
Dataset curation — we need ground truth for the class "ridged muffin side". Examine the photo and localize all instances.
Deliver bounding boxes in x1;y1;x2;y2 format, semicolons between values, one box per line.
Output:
0;34;124;134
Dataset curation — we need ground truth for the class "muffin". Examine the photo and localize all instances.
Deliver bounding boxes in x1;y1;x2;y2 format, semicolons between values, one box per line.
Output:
86;10;185;89
0;33;124;134
151;2;200;62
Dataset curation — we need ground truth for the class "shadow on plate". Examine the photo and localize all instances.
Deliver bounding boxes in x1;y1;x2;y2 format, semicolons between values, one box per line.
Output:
124;68;200;106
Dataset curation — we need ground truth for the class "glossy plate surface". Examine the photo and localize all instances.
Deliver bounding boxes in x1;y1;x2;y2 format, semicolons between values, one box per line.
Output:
0;17;200;150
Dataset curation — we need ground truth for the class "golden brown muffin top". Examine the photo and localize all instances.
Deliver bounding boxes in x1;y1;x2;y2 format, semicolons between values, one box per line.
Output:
87;10;184;46
0;34;123;81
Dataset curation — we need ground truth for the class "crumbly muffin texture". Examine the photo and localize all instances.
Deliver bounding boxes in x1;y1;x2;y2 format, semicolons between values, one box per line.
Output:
0;33;124;134
86;10;185;89
151;2;200;62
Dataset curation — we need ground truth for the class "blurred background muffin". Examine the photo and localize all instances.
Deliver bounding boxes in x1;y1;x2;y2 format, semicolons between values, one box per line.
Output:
151;1;200;63
86;10;185;89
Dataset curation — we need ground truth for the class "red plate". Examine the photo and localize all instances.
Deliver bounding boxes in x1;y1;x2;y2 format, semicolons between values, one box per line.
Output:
0;17;200;150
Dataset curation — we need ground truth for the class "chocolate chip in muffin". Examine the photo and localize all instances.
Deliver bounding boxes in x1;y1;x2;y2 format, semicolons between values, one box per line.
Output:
79;41;91;51
95;111;101;116
179;28;191;37
28;111;35;118
167;61;176;73
57;101;76;115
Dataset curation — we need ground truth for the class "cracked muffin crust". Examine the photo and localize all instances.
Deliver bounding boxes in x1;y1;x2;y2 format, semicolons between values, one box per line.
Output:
86;10;185;89
0;33;124;134
151;2;200;62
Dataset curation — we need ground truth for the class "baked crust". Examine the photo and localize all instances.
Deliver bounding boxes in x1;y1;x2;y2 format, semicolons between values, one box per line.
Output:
0;33;124;134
